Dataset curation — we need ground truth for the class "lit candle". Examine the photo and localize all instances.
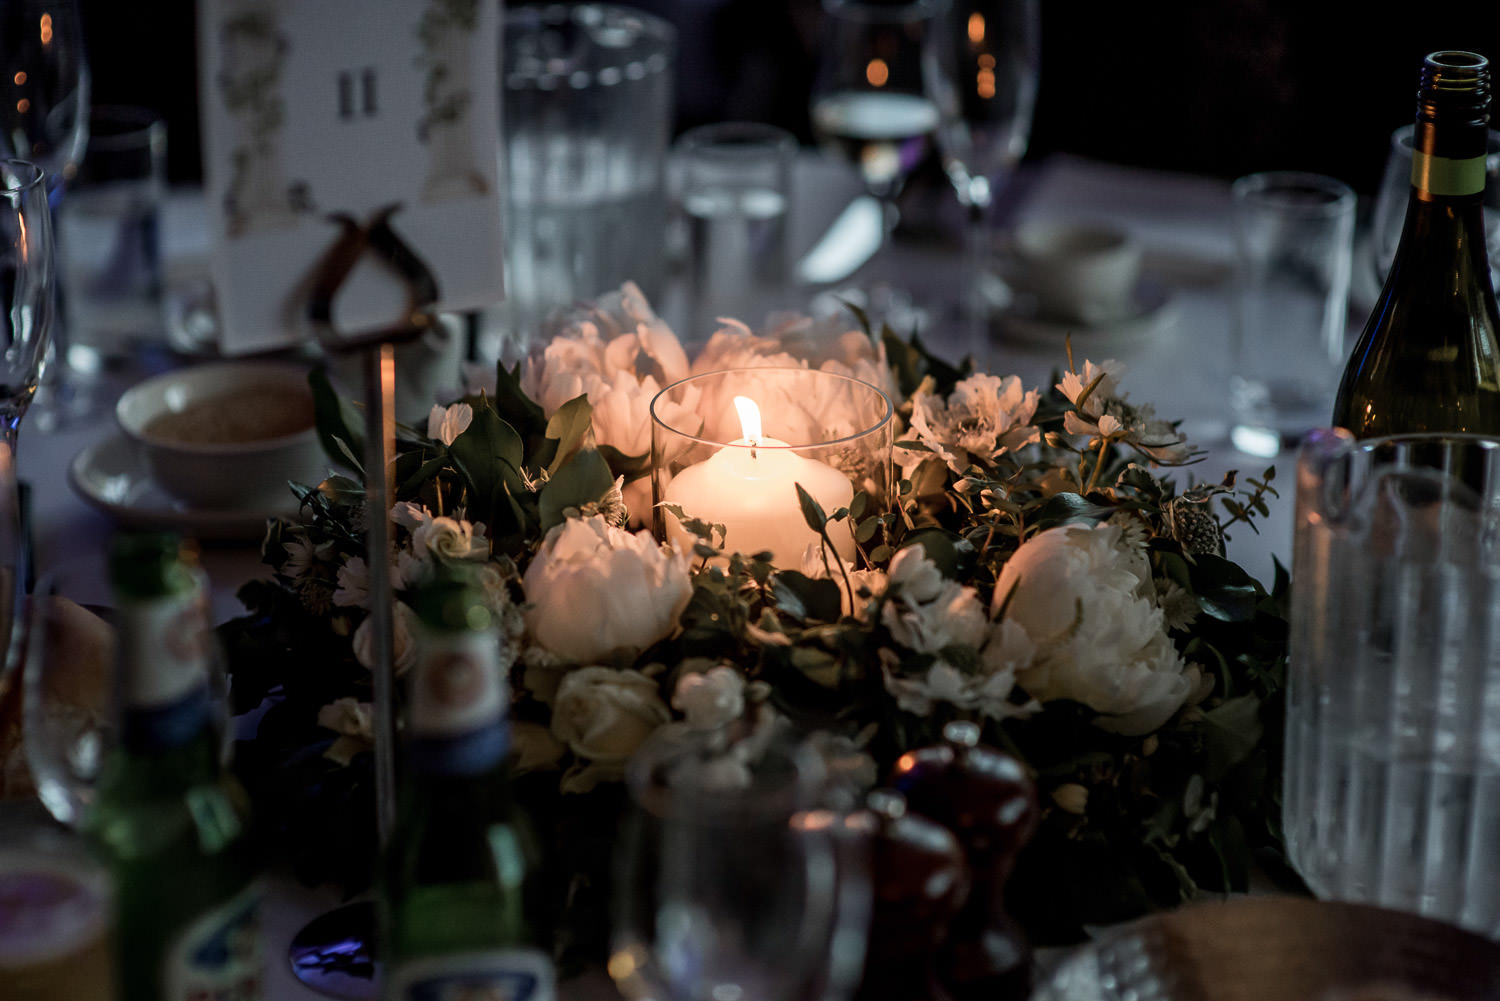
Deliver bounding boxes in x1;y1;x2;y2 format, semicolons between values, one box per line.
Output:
663;395;855;563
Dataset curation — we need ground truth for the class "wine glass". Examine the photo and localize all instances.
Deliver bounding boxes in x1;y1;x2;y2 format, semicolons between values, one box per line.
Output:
809;0;944;295
1370;122;1500;296
0;0;90;428
0;159;55;453
611;728;871;1001
925;0;1040;357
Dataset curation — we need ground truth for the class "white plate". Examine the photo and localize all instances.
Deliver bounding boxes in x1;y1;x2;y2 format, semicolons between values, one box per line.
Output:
69;432;298;542
988;276;1177;350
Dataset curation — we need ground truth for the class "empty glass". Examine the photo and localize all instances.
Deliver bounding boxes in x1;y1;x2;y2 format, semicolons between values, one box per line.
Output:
0;159;55;453
1286;429;1500;936
611;728;871;1001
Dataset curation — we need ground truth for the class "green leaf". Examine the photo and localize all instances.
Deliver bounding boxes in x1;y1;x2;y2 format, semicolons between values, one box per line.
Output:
538;448;617;532
1190;554;1264;623
596;444;653;481
899;528;973;579
488;359;548;438
1030;492;1117;530
1199;694;1265;781
449;404;527;502
545;395;595;474
772;571;844;623
796;483;829;533
310;367;365;475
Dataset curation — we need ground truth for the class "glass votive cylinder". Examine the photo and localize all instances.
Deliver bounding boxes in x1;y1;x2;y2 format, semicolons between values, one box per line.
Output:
649;367;894;565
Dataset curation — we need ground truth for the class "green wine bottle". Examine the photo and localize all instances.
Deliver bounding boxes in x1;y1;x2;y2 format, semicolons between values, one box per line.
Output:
380;564;555;1001
1333;50;1500;436
83;531;263;1001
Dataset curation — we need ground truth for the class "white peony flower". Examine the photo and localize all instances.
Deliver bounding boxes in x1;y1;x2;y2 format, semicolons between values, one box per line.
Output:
551;667;672;792
334;556;370;608
522;514;692;664
427;402;473;446
671;666;746;730
993;521;1200;735
351;601;420;676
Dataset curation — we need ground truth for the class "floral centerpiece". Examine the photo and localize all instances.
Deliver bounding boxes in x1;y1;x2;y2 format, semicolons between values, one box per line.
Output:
224;283;1289;963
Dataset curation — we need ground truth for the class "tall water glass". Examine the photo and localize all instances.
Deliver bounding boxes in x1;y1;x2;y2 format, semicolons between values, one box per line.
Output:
611;729;871;1001
1228;171;1356;458
1286;429;1500;936
483;3;676;365
0;159;55;453
675;121;797;343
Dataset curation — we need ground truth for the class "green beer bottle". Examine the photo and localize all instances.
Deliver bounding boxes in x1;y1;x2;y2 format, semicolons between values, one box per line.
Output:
380;564;555;1000
83;531;263;1001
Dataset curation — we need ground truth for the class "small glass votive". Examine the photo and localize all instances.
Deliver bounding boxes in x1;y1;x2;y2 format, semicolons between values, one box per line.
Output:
649;368;894;565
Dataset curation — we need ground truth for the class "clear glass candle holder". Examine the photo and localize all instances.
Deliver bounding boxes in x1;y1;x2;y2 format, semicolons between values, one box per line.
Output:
649;367;894;565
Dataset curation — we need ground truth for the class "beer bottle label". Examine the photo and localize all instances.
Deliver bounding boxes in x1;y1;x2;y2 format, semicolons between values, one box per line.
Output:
162;882;263;1001
120;584;212;710
387;947;557;1001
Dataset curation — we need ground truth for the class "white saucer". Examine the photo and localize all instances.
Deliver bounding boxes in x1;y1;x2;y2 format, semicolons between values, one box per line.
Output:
69;432;299;542
987;276;1177;350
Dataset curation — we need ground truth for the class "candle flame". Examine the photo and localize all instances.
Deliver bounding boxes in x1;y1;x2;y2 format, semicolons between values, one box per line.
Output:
733;395;763;444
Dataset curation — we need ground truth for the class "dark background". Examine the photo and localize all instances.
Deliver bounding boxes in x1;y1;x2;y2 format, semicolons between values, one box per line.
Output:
83;0;1500;197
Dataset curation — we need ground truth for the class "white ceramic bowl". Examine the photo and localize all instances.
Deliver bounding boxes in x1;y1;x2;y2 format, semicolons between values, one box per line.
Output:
1012;219;1143;325
116;360;325;511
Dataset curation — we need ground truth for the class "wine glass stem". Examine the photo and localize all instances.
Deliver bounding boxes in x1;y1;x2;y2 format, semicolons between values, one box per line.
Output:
961;196;992;363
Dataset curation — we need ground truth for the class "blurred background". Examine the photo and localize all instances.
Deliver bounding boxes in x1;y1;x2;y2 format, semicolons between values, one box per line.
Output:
82;0;1500;197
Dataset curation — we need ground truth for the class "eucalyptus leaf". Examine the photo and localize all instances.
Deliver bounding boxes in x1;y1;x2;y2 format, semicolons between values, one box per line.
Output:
538;448;617;532
797;484;829;532
310;367;366;475
545;394;595;474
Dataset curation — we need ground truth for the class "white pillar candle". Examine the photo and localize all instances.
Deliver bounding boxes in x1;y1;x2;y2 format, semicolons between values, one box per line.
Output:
663;396;855;563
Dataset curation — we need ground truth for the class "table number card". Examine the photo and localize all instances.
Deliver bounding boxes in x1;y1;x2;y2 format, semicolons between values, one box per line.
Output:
197;0;504;354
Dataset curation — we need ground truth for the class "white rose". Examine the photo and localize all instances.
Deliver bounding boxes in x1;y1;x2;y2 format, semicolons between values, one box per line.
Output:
994;522;1200;735
351;601;420;676
551;667;671;792
522;515;692;664
412;515;488;562
671;666;746;730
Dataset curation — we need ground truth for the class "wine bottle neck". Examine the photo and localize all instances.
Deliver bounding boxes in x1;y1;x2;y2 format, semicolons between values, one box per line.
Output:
408;628;510;776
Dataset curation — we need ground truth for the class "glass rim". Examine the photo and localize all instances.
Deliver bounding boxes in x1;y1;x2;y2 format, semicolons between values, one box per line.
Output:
820;0;948;24
86;105;166;153
624;726;828;821
649;366;895;450
503;2;676;90
675;121;799;160
0;160;47;196
1231;170;1356;216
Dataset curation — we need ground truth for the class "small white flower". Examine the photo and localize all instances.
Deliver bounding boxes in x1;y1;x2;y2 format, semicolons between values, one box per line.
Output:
1155;578;1199;632
334;556;370;608
671;666;746;730
317;697;374;766
900;373;1040;475
426;402;473;446
1051;783;1090;815
881;548;987;652
1058;359;1192;464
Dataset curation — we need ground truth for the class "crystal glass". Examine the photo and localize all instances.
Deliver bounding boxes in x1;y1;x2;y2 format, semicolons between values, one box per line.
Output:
0;160;55;452
809;0;944;286
1286;429;1500;935
1369;122;1500;293
610;728;871;1001
925;0;1040;355
0;0;90;428
649;367;894;566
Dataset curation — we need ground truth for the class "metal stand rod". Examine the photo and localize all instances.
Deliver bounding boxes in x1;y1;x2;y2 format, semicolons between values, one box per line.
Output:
362;340;398;847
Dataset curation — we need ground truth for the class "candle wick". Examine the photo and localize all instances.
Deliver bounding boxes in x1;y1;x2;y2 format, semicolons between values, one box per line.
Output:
750;444;758;460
